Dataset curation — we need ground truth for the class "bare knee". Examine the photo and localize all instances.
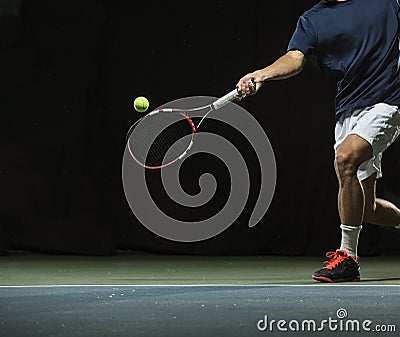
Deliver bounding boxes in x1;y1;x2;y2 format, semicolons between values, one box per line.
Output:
335;150;361;183
335;135;373;184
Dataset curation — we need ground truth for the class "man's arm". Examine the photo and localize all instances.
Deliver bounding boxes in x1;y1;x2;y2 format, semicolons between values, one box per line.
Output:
236;50;306;99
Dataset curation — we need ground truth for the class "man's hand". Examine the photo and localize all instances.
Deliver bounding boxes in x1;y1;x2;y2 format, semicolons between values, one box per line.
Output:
236;72;264;101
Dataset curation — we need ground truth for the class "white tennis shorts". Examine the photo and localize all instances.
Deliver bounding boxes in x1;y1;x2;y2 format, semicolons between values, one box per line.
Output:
334;103;400;181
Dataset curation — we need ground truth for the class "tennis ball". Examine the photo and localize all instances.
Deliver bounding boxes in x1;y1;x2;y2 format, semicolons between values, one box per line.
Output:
134;96;149;113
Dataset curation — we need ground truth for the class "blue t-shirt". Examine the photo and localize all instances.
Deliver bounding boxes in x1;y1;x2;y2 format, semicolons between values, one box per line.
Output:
288;0;400;115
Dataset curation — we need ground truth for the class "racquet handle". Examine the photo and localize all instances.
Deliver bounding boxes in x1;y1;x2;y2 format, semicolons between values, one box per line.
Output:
212;89;238;110
212;79;255;111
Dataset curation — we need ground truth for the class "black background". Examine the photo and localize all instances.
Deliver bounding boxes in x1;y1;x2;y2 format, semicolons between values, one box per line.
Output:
1;0;399;256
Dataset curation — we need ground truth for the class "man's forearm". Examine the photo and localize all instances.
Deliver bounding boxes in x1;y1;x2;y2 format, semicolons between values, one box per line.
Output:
258;50;306;82
235;50;306;99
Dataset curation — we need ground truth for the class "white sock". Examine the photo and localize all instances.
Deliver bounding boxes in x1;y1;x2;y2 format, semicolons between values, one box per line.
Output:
340;224;362;258
395;224;400;230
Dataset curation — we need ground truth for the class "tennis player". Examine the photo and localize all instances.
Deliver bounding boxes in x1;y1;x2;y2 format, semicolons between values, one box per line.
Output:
236;0;400;282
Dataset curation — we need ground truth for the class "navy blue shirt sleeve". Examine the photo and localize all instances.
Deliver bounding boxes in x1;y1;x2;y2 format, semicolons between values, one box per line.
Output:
287;15;317;56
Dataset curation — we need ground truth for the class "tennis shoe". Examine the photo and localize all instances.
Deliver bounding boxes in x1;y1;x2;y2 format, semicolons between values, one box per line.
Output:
312;249;360;283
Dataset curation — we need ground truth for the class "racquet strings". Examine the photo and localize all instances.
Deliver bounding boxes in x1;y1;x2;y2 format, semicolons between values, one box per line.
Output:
128;112;194;168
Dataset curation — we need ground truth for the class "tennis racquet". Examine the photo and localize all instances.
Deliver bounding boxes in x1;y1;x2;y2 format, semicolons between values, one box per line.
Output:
126;81;254;170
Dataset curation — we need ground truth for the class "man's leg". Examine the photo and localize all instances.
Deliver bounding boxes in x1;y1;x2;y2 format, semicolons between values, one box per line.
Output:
362;173;400;227
313;104;400;282
335;134;373;226
312;134;372;283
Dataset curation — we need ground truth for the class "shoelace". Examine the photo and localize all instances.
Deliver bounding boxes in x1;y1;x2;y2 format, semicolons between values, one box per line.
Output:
323;251;346;270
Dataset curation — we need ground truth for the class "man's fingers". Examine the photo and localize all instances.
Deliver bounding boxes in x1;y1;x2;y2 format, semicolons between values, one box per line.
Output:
236;76;257;100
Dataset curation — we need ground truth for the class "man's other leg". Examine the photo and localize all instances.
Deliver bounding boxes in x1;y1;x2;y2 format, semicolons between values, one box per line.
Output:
362;173;400;227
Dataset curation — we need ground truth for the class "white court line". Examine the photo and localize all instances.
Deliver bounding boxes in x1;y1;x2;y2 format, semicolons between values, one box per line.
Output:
0;284;400;288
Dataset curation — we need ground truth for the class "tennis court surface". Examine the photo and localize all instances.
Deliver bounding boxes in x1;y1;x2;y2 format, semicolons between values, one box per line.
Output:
1;253;399;336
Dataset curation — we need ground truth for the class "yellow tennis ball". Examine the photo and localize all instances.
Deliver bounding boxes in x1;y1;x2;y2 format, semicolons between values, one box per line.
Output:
134;96;149;113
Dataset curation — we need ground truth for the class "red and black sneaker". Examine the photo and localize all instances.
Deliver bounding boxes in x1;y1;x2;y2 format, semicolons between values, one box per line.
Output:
312;249;360;283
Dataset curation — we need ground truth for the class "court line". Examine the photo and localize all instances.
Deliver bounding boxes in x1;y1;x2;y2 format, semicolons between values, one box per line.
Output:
1;284;400;288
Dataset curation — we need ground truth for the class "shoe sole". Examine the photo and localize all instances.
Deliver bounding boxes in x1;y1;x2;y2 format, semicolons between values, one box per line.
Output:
312;275;360;283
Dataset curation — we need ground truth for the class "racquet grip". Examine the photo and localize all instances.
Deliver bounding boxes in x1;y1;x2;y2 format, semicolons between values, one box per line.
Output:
212;79;255;110
212;89;238;110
